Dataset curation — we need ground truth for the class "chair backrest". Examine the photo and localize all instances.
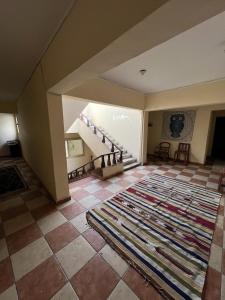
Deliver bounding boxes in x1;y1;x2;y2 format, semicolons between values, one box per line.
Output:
178;143;190;152
159;142;170;150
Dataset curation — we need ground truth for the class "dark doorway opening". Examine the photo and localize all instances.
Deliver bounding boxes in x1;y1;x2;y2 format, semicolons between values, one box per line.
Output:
212;116;225;160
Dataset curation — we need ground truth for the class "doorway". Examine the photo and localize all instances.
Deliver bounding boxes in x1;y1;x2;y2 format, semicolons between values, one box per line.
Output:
212;116;225;160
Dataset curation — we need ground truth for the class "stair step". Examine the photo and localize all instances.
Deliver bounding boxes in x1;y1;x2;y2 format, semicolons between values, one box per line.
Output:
123;162;140;171
123;157;137;166
122;153;132;159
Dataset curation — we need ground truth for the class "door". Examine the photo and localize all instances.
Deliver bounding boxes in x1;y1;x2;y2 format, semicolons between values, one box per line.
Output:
212;116;225;160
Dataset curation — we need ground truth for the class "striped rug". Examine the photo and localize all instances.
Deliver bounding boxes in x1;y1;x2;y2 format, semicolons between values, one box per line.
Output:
86;174;221;300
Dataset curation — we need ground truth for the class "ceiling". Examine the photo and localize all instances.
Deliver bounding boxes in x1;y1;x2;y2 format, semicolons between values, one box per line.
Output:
102;11;225;94
0;0;75;102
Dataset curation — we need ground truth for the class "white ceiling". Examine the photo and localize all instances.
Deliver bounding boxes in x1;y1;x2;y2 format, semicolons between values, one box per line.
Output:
102;11;225;94
0;0;75;102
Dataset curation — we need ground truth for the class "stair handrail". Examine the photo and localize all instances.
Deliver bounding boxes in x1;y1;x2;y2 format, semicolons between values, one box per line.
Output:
68;150;122;181
80;113;123;153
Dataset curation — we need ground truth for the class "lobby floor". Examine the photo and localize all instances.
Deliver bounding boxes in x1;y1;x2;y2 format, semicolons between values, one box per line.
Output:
0;158;224;299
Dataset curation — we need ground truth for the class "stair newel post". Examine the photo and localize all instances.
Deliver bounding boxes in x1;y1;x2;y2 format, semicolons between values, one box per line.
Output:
101;155;106;168
102;135;106;143
107;154;111;166
93;126;97;134
111;143;115;152
82;166;85;175
119;151;123;163
112;152;117;165
91;160;95;170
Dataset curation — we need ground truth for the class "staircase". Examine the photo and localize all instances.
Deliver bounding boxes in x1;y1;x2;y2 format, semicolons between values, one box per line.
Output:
68;151;122;182
80;114;140;172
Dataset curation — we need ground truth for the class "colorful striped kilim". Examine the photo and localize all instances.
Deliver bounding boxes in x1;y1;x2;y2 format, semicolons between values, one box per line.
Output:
86;174;221;300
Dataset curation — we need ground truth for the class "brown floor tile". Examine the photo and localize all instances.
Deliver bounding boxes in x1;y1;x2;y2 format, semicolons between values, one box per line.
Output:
6;223;42;255
190;178;206;186
208;178;219;184
196;171;209;177
71;254;119;300
1;205;28;222
0;258;14;294
123;267;163;300
0;224;4;239
212;227;223;247
31;203;56;220
45;222;80;252
179;171;193;177
83;228;106;252
218;205;224;216
16;257;67;300
164;172;177;178
60;203;86;220
203;267;221;300
21;190;43;201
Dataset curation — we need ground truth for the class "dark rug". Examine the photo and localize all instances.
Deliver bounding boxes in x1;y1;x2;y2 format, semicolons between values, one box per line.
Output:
0;165;27;197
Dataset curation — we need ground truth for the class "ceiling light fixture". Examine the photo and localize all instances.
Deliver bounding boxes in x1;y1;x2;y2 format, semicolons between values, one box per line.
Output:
139;69;147;75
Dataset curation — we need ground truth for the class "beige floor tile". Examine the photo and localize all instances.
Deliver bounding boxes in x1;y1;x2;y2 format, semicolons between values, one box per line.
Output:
70;213;89;233
223;231;225;249
56;235;95;278
209;244;222;272
79;195;100;209
51;283;78;300
4;212;34;236
108;280;138;300
100;244;128;277
0;285;18;300
11;237;52;280
0;238;9;262
56;199;75;210
0;197;24;212
216;215;224;229
221;275;225;300
37;211;67;234
26;196;50;210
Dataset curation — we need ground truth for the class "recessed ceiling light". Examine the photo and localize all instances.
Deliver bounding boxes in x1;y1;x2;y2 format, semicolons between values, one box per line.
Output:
139;69;147;75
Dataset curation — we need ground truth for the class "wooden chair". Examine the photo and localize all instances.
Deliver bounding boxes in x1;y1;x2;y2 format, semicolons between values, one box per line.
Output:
154;142;171;161
174;143;190;165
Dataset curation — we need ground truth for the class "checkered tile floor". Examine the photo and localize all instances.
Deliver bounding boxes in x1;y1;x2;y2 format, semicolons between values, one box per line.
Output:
0;158;224;299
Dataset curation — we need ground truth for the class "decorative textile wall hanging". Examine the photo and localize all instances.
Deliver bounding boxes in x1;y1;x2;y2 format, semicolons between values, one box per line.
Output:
161;111;196;141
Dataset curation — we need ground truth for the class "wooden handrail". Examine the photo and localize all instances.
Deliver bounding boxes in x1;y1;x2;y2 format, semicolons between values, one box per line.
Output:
68;150;122;181
80;113;123;153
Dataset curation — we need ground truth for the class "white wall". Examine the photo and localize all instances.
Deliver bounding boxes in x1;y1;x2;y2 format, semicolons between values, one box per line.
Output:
83;103;142;161
65;133;94;173
0;113;17;156
62;96;88;132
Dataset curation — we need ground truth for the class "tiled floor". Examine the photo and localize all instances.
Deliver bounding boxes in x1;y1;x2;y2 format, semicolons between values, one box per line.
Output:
0;158;225;299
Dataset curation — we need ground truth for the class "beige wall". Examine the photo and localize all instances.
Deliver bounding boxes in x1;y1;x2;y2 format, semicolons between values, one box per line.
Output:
0;113;17;156
47;93;70;201
148;108;212;164
146;79;225;111
67;79;145;110
62;96;88;132
65;133;93;173
17;66;69;202
83;103;142;160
